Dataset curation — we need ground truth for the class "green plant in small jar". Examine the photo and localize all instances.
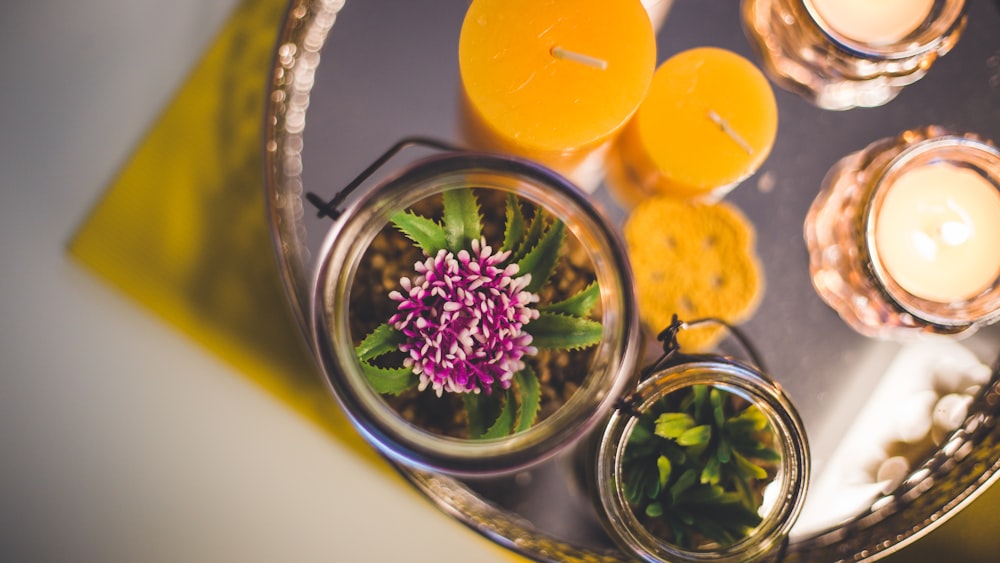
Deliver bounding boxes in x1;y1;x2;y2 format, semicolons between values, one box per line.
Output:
355;187;602;438
622;384;781;549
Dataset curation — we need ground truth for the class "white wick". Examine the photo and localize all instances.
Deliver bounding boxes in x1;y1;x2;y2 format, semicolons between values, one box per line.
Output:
550;46;608;70
708;109;754;155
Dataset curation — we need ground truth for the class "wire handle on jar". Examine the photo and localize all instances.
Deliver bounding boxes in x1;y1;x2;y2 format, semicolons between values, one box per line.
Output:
305;136;462;220
615;314;767;418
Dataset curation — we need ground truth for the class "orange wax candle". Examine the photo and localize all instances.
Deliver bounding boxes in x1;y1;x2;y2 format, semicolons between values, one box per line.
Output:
874;163;1000;303
806;0;935;46
458;0;656;188
607;47;778;204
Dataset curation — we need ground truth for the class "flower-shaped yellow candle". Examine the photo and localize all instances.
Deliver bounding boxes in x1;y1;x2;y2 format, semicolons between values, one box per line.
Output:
607;47;777;204
459;0;656;188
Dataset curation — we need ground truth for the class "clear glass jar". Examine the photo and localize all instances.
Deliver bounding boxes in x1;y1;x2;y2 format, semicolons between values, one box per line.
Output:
741;0;966;110
805;126;1000;340
593;351;810;563
310;151;641;476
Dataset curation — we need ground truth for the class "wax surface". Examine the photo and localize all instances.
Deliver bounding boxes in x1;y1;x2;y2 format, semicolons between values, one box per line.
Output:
624;47;777;198
875;163;1000;303
458;0;656;155
807;0;935;46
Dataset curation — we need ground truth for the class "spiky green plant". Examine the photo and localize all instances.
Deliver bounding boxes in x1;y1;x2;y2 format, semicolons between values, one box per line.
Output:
356;188;602;438
622;385;781;549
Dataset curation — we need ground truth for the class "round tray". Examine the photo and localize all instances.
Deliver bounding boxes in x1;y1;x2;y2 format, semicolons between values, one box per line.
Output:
264;0;1000;560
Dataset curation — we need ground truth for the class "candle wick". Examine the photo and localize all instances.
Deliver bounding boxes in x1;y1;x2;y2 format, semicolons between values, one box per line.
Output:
708;110;754;155
550;46;608;70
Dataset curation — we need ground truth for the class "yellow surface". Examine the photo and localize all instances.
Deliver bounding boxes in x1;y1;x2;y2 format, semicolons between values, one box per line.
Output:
459;0;655;168
67;0;397;509
62;0;1000;560
614;47;777;200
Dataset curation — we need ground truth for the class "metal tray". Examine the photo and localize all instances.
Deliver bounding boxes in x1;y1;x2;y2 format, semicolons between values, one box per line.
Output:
264;0;1000;560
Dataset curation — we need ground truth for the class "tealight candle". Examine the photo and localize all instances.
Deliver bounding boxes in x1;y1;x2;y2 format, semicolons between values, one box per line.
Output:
805;0;935;46
605;47;777;204
804;126;1000;339
874;163;1000;303
458;0;656;190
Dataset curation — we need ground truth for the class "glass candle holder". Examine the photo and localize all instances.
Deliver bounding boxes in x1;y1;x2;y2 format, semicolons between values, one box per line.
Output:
805;126;1000;339
310;151;640;476
593;338;810;563
741;0;967;110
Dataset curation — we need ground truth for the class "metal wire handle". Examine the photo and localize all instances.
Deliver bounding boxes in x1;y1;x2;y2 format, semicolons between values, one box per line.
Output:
304;136;462;220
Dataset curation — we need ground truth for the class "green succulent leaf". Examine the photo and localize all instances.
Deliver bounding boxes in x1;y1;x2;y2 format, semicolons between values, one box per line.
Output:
645;502;664;518
512;208;548;262
733;450;769;481
541;281;600;317
655;412;695;439
513;367;541;433
526;312;602;350
442;188;482;251
693;385;709;424
517;219;565;293
464;392;500;439
480;388;517;439
657;455;672;489
677;425;712;447
360;362;417;395
390;211;446;255
670;468;698;503
355;323;405;362
710;388;726;428
717;438;732;463
701;454;721;485
501;194;526;253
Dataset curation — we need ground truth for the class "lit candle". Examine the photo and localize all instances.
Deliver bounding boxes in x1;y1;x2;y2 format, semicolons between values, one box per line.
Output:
874;163;1000;303
458;0;656;190
805;0;935;46
606;47;777;204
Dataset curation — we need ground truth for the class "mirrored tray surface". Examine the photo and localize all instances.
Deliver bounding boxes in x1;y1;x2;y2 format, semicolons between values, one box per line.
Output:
265;0;1000;560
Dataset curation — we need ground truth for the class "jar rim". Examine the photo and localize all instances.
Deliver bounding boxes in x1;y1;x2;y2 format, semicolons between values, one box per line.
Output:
595;358;810;562
862;133;1000;328
311;151;640;476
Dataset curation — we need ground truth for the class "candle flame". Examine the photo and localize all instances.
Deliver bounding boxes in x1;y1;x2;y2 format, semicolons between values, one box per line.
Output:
707;110;754;155
550;46;608;70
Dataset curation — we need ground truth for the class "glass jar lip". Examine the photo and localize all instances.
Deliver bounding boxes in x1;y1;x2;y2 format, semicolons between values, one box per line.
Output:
801;0;966;60
310;151;640;476
862;134;1000;328
596;358;810;563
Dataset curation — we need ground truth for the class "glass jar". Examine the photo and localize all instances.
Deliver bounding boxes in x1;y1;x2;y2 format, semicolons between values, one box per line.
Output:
592;333;810;563
741;0;966;110
805;126;1000;340
310;150;641;476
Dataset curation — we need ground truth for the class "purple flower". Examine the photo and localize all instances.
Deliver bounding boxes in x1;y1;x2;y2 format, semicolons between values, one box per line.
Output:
388;238;540;397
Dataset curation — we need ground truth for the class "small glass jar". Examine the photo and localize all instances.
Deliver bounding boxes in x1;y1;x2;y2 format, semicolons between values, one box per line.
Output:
310;150;640;476
741;0;966;110
805;126;1000;339
593;345;810;563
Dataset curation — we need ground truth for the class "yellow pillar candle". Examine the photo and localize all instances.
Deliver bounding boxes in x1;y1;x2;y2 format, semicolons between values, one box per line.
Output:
458;0;656;189
606;47;778;204
874;163;1000;303
805;0;935;46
